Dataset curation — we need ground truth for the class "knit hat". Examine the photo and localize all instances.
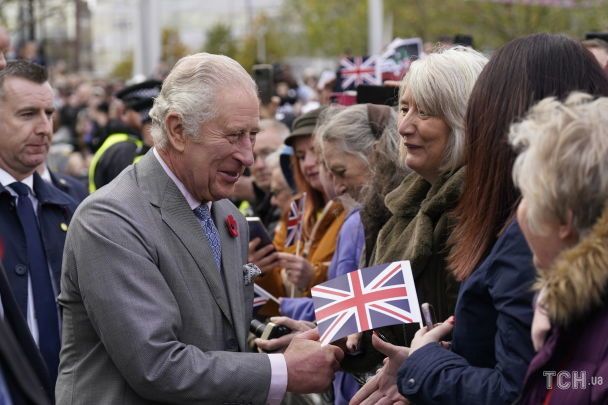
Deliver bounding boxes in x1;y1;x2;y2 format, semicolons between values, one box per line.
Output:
284;106;326;146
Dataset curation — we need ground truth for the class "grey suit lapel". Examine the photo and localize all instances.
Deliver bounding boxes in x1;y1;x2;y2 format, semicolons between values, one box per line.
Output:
135;152;234;325
213;201;247;350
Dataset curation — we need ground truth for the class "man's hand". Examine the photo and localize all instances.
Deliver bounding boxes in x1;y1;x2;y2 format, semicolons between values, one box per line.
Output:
248;238;280;274
284;329;344;393
409;316;454;356
254;316;315;353
278;252;314;290
350;333;410;405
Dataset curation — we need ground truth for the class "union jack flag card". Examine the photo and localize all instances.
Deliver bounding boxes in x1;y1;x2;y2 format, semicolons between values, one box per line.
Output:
338;56;381;91
253;283;279;308
253;292;268;309
252;283;279;315
311;261;421;346
285;193;305;247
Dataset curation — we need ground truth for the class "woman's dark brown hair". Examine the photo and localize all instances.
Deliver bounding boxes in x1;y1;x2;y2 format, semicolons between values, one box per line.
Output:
448;33;608;281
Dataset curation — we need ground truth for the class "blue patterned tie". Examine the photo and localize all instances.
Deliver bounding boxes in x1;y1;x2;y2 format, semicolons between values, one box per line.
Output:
9;182;60;384
193;204;222;271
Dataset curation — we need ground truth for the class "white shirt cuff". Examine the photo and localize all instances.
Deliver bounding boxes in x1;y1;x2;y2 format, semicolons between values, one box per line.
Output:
267;353;287;405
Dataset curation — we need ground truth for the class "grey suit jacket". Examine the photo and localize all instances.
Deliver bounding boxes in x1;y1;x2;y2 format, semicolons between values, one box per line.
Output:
56;151;272;404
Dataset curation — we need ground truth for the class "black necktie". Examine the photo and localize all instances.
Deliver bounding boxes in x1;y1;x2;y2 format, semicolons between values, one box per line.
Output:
9;182;60;384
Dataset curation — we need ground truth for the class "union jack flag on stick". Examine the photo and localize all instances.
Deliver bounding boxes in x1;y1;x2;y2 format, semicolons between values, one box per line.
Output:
338;56;381;91
285;193;305;248
311;261;422;346
253;283;279;309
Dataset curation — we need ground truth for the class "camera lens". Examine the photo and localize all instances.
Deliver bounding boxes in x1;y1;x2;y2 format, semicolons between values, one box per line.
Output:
250;319;266;337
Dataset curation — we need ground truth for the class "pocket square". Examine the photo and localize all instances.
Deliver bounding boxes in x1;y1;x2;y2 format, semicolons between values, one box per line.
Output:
243;263;262;285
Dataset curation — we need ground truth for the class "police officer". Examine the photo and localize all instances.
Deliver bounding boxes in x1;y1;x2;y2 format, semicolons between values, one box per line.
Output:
88;79;161;192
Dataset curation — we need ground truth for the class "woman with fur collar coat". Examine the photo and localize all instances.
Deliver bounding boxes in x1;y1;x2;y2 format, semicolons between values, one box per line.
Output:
340;47;488;375
512;94;608;405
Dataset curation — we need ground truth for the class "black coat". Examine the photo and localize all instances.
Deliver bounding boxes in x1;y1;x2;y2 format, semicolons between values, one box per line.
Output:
0;263;52;404
397;220;536;404
0;173;77;316
49;171;88;205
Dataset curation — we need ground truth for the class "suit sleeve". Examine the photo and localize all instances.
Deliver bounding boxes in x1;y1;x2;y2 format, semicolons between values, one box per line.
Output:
397;224;536;405
67;199;272;404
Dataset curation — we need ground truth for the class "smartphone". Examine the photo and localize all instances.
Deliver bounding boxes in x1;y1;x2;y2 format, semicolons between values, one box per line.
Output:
356;84;399;106
247;217;274;249
421;302;436;330
252;64;274;104
585;32;608;42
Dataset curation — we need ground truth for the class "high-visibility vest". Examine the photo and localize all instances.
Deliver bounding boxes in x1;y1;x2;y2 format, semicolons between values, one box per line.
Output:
88;133;144;193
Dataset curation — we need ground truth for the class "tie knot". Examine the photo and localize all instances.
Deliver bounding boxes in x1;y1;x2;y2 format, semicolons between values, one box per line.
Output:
9;182;30;197
193;203;211;221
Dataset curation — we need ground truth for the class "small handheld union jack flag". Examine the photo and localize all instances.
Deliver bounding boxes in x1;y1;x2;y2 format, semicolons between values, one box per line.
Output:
338;56;381;91
285;193;305;247
252;283;279;314
311;261;422;346
253;292;268;309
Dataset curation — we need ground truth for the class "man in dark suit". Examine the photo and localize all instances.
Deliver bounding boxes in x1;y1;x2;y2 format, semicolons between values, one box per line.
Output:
46;167;88;204
0;60;78;388
0;261;51;405
57;53;343;404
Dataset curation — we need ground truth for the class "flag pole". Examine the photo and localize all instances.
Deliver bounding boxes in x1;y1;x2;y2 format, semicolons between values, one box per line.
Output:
291;192;306;298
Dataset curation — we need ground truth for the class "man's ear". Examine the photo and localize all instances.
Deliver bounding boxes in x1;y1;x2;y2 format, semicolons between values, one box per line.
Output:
165;112;187;152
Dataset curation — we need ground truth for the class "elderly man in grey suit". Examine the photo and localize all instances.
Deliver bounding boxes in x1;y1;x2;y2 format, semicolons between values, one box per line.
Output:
56;53;343;404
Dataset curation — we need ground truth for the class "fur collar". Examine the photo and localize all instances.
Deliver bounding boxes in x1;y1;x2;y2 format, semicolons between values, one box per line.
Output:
538;204;608;327
384;167;465;220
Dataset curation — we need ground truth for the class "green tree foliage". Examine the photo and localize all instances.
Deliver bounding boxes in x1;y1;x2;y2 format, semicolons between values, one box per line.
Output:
203;22;238;58
274;0;608;55
162;27;189;68
235;13;288;71
110;53;133;81
387;0;608;50
201;15;286;71
277;0;368;56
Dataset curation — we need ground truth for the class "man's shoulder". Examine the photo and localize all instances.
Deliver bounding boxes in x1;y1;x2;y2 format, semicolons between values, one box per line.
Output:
79;166;143;214
33;172;79;213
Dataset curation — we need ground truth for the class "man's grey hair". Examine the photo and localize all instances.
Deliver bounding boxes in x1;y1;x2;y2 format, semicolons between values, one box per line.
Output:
511;92;608;237
149;53;258;149
0;60;48;100
399;46;488;172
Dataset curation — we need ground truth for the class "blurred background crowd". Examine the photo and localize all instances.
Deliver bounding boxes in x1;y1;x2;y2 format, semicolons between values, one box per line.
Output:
2;0;608;404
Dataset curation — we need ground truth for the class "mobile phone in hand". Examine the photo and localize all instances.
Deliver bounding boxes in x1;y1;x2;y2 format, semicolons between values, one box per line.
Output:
246;217;274;249
421;302;436;330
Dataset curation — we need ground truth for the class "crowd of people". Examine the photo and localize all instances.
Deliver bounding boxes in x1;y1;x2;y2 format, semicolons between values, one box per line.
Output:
1;23;608;405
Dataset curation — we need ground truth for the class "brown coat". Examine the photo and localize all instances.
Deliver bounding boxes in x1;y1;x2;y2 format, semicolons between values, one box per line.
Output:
255;199;346;317
344;168;464;373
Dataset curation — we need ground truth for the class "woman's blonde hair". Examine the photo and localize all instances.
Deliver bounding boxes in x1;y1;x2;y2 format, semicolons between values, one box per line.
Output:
400;46;488;172
511;92;608;236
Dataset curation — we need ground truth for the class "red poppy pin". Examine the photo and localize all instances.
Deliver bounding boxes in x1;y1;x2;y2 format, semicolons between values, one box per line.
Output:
225;215;238;237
